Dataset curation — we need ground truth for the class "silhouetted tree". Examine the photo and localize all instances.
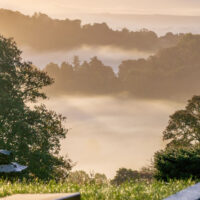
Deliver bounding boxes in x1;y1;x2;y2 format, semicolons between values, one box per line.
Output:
153;95;200;180
67;170;108;185
73;56;81;71
0;35;72;180
154;145;200;180
77;56;118;94
163;96;200;148
111;168;140;185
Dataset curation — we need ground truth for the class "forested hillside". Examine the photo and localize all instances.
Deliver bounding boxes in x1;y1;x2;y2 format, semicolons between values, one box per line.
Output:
43;34;200;101
0;9;183;52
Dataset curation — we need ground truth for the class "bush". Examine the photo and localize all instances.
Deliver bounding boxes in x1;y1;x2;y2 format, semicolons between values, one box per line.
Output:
111;167;154;185
154;146;200;180
111;168;140;185
67;170;108;185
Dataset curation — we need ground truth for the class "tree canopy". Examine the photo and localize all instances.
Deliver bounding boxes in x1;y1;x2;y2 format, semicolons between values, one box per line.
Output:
0;35;72;180
153;95;200;180
154;145;200;180
163;96;200;148
111;167;153;185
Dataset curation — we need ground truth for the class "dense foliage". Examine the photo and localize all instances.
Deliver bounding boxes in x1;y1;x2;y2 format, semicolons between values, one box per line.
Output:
111;167;154;185
44;56;119;95
154;146;200;180
67;170;108;185
163;96;200;148
0;35;72;180
154;95;200;180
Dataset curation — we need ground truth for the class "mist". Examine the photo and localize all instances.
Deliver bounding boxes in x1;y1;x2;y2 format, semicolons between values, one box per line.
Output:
42;96;184;178
1;6;199;180
22;46;151;72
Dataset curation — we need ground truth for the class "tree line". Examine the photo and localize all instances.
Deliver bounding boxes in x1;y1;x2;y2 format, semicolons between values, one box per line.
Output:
0;9;183;52
44;34;200;101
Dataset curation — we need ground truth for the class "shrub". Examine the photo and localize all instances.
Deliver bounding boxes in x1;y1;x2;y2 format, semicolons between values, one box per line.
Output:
0;35;72;180
154;145;200;180
67;170;108;185
111;168;140;185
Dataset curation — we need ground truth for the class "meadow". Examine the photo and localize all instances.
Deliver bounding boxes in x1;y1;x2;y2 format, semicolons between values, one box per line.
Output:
0;179;196;200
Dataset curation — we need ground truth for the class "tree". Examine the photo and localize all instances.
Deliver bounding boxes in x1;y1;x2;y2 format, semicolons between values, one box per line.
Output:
67;170;108;185
0;35;72;180
154;145;200;180
72;56;80;71
111;168;139;185
93;173;108;184
153;95;200;180
139;166;154;180
163;96;200;148
67;170;90;184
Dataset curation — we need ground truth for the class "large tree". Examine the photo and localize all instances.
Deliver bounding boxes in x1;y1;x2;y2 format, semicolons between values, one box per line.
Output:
0;35;72;180
153;95;200;180
163;95;200;148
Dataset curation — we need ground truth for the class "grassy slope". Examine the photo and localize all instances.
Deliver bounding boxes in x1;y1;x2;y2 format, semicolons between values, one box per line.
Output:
0;179;196;200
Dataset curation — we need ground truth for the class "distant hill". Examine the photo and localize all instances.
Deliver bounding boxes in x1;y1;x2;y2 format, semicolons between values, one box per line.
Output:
0;9;183;52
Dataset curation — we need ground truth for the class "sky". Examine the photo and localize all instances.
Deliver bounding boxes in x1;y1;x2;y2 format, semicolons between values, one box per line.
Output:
1;0;200;17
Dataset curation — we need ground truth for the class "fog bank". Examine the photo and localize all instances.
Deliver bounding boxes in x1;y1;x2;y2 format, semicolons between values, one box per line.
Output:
22;46;151;72
43;96;183;178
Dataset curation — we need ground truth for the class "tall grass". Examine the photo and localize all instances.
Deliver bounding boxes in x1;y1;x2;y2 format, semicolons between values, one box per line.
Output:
0;179;196;200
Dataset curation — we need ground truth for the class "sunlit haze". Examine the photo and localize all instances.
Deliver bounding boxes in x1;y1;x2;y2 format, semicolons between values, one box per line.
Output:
1;1;200;179
43;96;183;178
1;0;200;16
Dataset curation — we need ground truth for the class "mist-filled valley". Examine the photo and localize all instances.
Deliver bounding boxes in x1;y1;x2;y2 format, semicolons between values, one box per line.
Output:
2;7;200;180
43;96;183;178
38;34;200;103
22;46;152;72
3;2;200;199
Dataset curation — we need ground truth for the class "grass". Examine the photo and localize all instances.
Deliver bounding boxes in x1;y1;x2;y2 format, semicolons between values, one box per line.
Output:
0;179;196;200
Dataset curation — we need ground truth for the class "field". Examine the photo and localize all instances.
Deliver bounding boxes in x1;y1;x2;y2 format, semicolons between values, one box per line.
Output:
0;179;196;200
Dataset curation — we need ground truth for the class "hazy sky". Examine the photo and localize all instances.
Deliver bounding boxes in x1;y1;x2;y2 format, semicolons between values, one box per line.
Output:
1;0;200;17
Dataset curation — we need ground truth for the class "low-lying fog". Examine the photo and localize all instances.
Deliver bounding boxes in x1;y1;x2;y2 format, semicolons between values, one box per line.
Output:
22;46;152;72
43;96;184;178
